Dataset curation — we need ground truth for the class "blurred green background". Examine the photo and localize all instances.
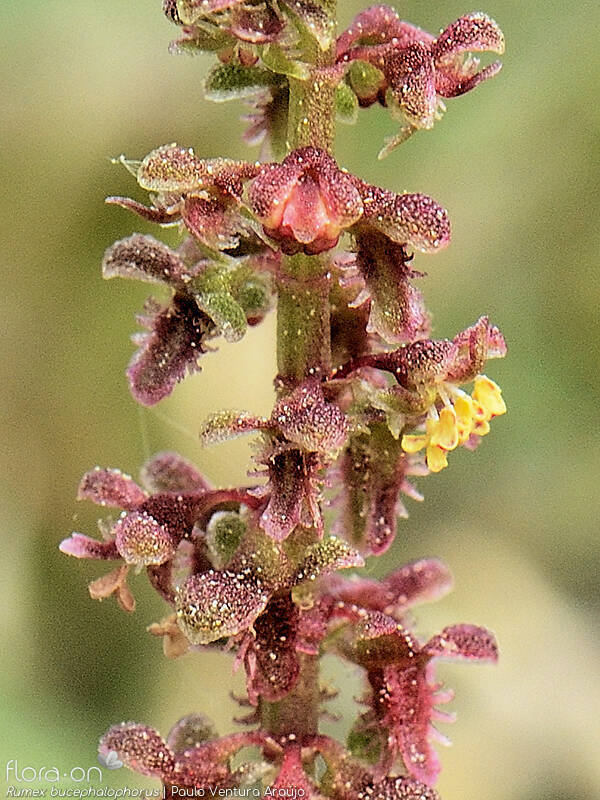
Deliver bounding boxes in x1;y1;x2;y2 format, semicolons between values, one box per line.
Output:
1;1;599;798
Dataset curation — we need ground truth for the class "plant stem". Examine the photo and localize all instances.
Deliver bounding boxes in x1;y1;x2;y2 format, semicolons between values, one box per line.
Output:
262;5;338;738
259;653;321;740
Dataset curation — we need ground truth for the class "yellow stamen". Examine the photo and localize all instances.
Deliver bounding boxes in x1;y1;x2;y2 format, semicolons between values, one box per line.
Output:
429;407;459;450
454;394;475;444
426;444;448;472
401;433;429;454
473;375;506;417
473;418;490;436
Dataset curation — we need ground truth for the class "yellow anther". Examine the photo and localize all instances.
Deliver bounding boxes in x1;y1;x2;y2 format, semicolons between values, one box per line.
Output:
401;433;429;454
454;394;475;444
473;375;506;418
426;444;448;473
429;407;459;450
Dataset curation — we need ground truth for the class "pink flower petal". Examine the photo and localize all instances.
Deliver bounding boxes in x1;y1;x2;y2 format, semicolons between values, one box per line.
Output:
140;451;211;494
425;624;498;662
59;533;119;560
99;723;175;780
77;467;146;510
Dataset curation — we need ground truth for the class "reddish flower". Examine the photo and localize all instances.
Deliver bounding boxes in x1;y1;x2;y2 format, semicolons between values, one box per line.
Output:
249;147;364;254
200;379;350;540
165;0;335;50
337;6;504;155
175;522;362;700
109;144;262;252
101;231;272;405
100;719;269;797
298;559;497;786
249;146;450;260
60;452;258;609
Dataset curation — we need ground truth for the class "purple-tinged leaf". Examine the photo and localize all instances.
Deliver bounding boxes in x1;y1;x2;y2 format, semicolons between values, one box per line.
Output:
182;195;247;251
384;42;437;129
260;450;322;542
128;293;213;406
336;5;434;58
373;663;442;785
242;594;300;702
334;425;413;555
105;196;179;224
383;559;454;612
281;1;335;50
294;537;363;584
137;144;258;197
199;409;264;446
59;533;119;561
230;5;287;44
433;13;505;64
272;380;349;454
353;182;450;253
102;235;187;285
353;232;430;344
167;714;218;754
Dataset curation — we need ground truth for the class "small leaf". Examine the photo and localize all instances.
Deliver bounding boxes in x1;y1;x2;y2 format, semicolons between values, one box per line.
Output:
169;25;232;56
294;537;363;584
204;64;277;101
102;235;186;285
140;451;210;494
78;467;146;510
260;44;309;79
206;510;246;568
335;82;359;124
99;723;175;779
280;1;335;50
199;409;263;446
232;274;272;320
346;59;386;104
194;291;247;342
176;569;269;644
167;714;218;753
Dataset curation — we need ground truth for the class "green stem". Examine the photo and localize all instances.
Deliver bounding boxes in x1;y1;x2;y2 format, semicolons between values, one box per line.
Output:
287;39;336;153
261;6;338;738
259;653;321;739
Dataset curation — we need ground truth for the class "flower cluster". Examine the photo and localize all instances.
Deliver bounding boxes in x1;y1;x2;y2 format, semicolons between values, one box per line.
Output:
96;557;496;793
62;2;508;799
402;374;506;472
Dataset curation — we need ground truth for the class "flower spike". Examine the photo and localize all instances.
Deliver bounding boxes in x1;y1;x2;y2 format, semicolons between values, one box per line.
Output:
66;1;508;794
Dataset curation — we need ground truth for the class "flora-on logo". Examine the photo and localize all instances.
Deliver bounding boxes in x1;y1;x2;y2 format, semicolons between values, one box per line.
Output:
97;750;123;770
